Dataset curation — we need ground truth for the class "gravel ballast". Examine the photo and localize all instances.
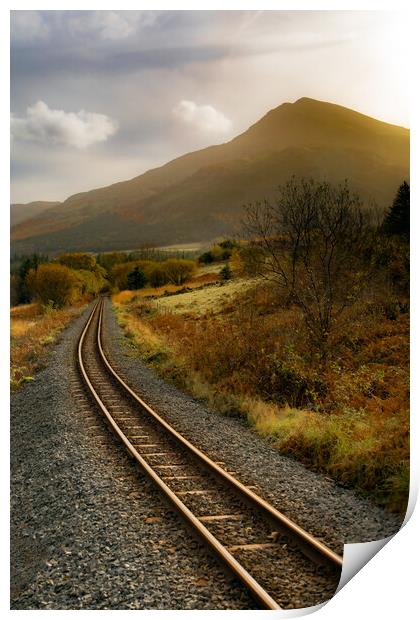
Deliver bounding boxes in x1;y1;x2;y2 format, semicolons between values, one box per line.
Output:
10;299;402;609
11;303;254;610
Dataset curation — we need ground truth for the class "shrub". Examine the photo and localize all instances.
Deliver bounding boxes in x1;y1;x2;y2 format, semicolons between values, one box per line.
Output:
238;246;265;276
26;263;79;308
198;251;215;264
112;276;409;512
147;265;170;288
198;241;238;264
255;357;326;407
219;239;238;250
112;290;137;305
163;259;196;285
220;263;232;281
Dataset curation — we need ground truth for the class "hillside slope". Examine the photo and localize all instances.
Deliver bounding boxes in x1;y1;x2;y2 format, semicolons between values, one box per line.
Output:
11;201;61;228
11;97;409;254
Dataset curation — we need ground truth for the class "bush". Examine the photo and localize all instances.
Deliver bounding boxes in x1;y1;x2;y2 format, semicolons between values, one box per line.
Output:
255;357;326;407
198;241;238;264
238;246;265;276
220;263;232;280
198;251;215;264
219;239;238;250
163;259;196;285
147;265;170;288
26;263;79;308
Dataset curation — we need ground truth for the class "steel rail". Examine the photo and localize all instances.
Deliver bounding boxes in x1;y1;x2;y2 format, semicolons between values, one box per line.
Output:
96;299;343;571
78;299;281;610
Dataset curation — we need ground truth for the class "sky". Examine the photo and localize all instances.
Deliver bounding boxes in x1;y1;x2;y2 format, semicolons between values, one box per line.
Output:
10;10;410;204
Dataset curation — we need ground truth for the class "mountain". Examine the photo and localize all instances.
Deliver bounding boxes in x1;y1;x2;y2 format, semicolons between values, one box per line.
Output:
11;201;61;228
11;97;409;254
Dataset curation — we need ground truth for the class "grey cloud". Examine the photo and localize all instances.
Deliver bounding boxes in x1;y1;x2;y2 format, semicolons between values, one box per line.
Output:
11;44;236;80
10;11;49;42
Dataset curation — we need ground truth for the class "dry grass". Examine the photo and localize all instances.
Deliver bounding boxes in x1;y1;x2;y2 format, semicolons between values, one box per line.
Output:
113;281;409;514
11;301;85;390
112;290;138;305
154;277;258;316
112;272;221;307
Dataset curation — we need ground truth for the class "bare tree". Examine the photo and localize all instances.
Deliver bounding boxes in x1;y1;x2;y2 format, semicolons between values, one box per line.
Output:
243;177;377;355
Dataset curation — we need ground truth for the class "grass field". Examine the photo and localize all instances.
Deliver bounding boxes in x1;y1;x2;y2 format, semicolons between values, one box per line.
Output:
112;270;409;514
11;302;85;391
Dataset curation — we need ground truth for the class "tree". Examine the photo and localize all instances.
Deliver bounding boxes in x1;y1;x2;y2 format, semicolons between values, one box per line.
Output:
127;266;147;290
97;251;127;274
219;239;238;250
110;262;137;290
383;181;410;238
243;177;378;354
14;253;49;304
198;251;214;264
58;252;96;271
220;263;232;280
238;245;265;276
164;259;196;285
26;263;78;308
76;269;107;295
148;265;169;288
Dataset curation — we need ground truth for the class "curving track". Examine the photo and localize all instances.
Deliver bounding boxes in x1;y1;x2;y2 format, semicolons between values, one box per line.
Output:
77;298;343;609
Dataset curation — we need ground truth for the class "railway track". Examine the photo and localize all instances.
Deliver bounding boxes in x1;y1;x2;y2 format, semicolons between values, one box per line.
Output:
77;297;343;609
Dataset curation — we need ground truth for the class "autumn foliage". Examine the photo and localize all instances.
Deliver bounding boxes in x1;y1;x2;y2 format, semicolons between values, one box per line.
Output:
26;263;79;308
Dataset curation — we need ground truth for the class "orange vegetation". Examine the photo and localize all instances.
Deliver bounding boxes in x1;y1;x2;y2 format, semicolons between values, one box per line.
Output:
114;282;409;513
11;302;85;390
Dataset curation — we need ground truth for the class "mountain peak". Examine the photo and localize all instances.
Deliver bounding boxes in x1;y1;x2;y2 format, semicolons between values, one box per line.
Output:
11;97;409;254
234;95;409;155
294;96;317;104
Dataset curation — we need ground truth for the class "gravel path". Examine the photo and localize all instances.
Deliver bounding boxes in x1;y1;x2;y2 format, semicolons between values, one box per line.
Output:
10;298;402;610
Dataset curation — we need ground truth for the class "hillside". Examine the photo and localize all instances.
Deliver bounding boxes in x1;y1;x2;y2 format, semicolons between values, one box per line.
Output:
11;201;61;228
11;97;409;254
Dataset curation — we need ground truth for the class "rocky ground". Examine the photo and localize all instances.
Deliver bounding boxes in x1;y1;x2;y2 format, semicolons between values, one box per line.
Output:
10;299;402;609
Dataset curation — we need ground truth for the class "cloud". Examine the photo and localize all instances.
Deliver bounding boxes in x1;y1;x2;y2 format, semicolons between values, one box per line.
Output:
11;101;118;149
173;100;232;134
68;11;158;41
11;11;49;42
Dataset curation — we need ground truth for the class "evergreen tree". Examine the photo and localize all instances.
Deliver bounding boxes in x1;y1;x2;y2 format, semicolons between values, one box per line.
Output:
127;266;147;290
384;181;410;238
16;253;48;304
220;263;232;280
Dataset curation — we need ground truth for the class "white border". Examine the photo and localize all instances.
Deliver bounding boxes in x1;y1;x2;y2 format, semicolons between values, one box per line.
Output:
3;2;418;618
